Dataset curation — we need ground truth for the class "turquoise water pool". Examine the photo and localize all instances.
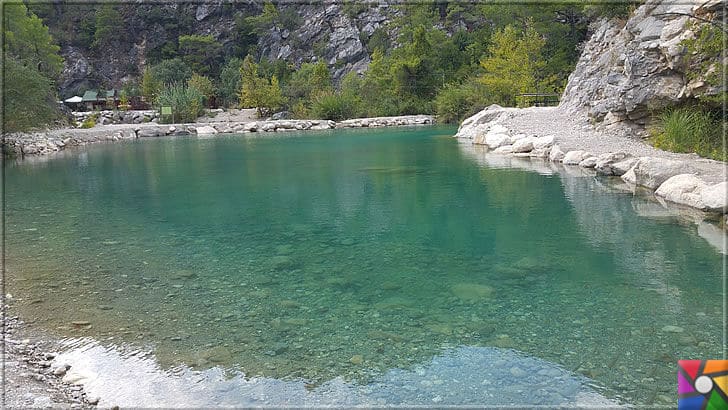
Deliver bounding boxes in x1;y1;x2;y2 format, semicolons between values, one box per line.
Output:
5;126;724;406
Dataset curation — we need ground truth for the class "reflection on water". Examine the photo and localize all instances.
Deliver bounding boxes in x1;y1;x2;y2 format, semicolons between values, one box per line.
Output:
6;128;725;406
56;339;616;407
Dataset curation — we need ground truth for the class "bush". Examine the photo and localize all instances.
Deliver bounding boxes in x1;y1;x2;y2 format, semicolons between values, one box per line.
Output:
311;92;359;121
157;83;204;123
80;113;98;128
650;106;725;161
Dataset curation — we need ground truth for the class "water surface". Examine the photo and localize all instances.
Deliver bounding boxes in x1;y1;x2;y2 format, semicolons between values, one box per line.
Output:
5;127;724;406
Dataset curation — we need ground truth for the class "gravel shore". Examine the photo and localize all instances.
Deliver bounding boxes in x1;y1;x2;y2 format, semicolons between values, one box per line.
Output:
3;303;96;409
476;106;727;184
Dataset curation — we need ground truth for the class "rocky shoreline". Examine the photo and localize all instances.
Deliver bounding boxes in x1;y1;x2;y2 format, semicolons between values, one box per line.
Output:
455;105;727;219
2;114;434;158
3;306;98;409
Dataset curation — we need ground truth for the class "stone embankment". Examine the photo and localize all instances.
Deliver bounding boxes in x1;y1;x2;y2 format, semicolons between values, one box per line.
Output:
3;115;433;157
455;105;727;215
72;110;160;126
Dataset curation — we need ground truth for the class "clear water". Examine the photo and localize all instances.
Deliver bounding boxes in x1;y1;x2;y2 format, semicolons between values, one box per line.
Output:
5;127;725;406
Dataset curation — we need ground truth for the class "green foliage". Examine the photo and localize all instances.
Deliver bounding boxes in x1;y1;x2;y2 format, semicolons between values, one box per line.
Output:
681;22;724;106
93;5;122;50
650;105;725;161
311;91;359;121
3;3;63;79
239;55;286;117
219;58;243;107
178;34;222;76
583;1;642;19
150;58;193;85
2;4;63;132
187;74;217;106
141;67;162;104
244;2;302;36
3;57;60;132
157;83;205;123
478;23;546;107
285;62;333;109
80;113;98;128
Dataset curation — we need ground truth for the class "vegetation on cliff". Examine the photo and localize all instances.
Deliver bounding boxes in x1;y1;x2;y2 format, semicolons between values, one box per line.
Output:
3;4;64;132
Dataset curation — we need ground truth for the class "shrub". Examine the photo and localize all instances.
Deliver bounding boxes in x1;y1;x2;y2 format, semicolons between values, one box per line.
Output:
80;113;98;128
311;92;359;121
157;83;204;123
650;106;725;161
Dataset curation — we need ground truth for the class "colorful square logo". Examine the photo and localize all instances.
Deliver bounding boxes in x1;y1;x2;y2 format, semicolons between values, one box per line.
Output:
678;360;728;409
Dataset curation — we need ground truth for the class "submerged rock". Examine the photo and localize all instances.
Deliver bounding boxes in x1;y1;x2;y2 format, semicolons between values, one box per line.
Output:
451;283;494;302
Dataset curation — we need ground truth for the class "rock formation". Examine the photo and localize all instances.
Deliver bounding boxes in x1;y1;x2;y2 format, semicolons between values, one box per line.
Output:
559;0;724;127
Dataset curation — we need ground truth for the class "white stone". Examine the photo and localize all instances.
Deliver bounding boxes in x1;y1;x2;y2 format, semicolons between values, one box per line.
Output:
655;174;708;210
562;150;590;165
549;145;565;162
493;145;514;154
485;133;510;149
595;152;630;175
700;182;728;213
195;125;218;135
532;135;555;149
529;147;551;158
488;123;509;134
578;157;598;168
621;157;691;189
511;136;536;153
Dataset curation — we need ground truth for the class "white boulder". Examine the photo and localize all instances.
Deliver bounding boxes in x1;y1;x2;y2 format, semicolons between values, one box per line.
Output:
493;145;514;154
621;157;691;189
485;133;510;149
511;136;536;153
549;144;565;162
562;150;590;165
655;174;708;210
701;182;728;213
195;125;218;135
532;135;555;149
578;156;598;168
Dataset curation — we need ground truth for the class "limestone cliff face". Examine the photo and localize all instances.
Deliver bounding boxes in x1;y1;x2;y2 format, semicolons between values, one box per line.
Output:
559;0;724;126
56;3;399;97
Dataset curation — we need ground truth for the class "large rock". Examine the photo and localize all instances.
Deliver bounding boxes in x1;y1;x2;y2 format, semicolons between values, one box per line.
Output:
655;174;708;210
595;152;631;175
532;135;555;150
549;144;565;162
562;150;590;165
195;125;218;135
559;0;721;126
621;157;692;189
511;136;536;153
485;133;510;149
701;182;728;213
137;127;164;138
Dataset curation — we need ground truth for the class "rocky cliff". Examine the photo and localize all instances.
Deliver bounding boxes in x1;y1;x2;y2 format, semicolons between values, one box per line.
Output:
50;3;402;97
559;0;724;127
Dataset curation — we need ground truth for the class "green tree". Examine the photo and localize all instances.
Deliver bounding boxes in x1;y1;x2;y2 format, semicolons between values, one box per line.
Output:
141;66;162;104
478;23;546;106
3;4;63;132
150;58;193;85
239;55;285;117
157;83;204;123
3;3;63;78
219;58;243;107
178;34;221;76
187;74;216;107
285;62;332;105
93;5;122;50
